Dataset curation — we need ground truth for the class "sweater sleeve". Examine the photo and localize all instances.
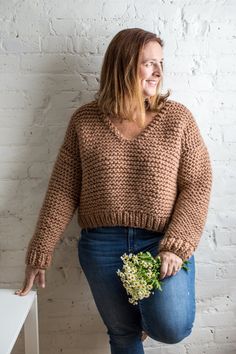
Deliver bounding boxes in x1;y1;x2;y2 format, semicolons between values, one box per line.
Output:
157;107;213;260
25;110;82;269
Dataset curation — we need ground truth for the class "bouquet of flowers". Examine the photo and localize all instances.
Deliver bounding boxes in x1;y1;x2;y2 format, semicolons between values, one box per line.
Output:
117;251;190;305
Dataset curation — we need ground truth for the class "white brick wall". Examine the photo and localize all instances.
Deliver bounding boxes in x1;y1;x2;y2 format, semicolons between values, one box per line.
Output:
0;1;235;353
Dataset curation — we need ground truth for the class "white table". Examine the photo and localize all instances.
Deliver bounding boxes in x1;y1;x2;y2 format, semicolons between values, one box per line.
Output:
0;289;39;354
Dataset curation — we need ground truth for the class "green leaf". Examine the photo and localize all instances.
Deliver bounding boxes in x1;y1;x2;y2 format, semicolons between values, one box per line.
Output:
182;260;191;272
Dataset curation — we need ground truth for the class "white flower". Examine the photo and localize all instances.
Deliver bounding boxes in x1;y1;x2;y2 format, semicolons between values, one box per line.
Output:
117;251;189;305
116;251;162;305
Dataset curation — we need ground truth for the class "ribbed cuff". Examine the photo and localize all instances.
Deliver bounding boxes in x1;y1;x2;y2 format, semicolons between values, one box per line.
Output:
25;250;52;269
157;236;195;261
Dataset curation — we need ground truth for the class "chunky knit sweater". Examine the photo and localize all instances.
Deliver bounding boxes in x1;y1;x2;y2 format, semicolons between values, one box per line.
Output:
25;98;212;269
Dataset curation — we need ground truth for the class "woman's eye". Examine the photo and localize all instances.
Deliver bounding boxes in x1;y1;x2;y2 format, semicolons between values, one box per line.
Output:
145;62;163;68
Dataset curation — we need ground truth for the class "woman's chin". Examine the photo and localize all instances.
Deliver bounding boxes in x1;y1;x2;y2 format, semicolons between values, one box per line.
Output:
142;89;157;98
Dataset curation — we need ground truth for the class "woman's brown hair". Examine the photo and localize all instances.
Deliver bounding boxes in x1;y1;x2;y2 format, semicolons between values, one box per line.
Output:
94;28;171;128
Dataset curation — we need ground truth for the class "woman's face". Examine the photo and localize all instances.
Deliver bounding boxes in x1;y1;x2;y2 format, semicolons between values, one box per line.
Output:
138;41;164;99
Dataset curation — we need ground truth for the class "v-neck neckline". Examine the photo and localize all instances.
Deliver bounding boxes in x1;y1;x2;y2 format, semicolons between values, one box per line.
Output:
100;100;172;143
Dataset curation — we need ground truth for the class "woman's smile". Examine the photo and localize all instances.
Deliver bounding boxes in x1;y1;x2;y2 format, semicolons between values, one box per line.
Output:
146;80;158;87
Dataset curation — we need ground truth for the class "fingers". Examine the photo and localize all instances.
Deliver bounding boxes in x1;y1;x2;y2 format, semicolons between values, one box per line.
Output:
160;259;168;280
15;275;34;296
172;264;181;276
38;270;46;288
158;251;183;280
15;267;46;296
15;279;28;296
160;261;178;279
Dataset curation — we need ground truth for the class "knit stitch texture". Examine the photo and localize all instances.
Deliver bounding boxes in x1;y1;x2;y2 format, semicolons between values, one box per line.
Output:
25;99;213;269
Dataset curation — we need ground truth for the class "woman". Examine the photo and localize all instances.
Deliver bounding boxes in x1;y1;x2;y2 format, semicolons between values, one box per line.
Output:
16;28;212;354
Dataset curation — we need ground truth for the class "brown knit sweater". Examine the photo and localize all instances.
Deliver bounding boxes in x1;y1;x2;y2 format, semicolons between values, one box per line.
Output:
25;99;212;269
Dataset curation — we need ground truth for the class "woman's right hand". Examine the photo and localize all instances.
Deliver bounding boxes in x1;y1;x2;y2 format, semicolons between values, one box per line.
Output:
15;265;46;296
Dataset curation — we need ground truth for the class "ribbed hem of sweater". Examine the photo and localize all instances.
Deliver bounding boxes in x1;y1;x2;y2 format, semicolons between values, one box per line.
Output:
78;210;172;233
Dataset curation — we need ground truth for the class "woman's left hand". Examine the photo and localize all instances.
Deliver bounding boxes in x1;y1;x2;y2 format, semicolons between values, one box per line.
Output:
156;251;183;279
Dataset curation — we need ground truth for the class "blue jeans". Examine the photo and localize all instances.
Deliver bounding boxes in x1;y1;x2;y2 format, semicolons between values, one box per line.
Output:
78;226;196;354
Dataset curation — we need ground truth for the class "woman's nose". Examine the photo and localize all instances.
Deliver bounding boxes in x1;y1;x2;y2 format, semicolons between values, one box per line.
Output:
152;67;161;76
156;64;163;75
